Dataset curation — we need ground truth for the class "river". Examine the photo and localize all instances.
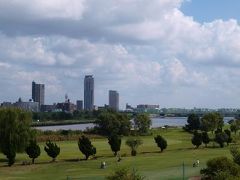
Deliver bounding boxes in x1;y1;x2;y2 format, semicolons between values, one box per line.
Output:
35;117;234;131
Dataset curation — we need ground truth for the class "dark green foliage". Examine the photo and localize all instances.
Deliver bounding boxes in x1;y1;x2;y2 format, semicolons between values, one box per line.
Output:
25;140;41;164
200;157;240;179
230;146;240;166
201;131;210;147
201;112;224;133
106;168;145;180
95;111;131;136
78;135;96;160
108;135;121;156
191;131;202;148
0;108;32;166
134;114;152;134
230;120;240;134
125;137;143;156
224;129;232;145
154;135;167;152
5;144;16;166
185;114;200;131
214;132;228;148
44;140;60;162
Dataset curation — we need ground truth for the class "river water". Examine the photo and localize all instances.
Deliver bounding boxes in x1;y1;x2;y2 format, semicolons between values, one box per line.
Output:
35;117;234;131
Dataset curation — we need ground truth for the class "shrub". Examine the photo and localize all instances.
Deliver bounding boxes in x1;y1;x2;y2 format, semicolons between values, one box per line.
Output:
230;146;240;166
78;135;96;160
25;140;41;164
191;131;202;148
106;168;145;180
154;135;167;152
200;157;240;179
202;131;210;147
108;135;121;156
215;132;228;148
44;140;60;162
125;137;143;156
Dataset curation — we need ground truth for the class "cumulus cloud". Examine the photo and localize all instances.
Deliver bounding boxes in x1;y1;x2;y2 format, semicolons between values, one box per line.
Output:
0;0;240;108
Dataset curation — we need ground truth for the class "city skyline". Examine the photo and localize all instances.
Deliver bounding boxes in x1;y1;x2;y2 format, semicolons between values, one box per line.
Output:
0;1;240;108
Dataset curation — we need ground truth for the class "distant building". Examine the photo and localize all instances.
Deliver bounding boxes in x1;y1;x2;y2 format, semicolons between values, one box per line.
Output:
98;104;109;111
109;90;119;111
32;81;45;106
14;98;39;112
40;104;56;112
84;75;94;111
56;99;76;112
136;104;160;113
1;102;13;108
76;100;83;111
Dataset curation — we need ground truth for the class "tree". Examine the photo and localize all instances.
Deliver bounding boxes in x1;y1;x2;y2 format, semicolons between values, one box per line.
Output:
230;146;240;166
230;120;240;135
125;137;143;156
185;114;200;131
214;132;228;148
134;114;151;134
44;140;60;162
154;135;167;152
202;131;210;147
108;135;121;156
200;157;240;179
106;168;145;180
224;129;232;145
95;111;131;136
0;108;32;166
25;140;41;164
191;131;202;148
78;135;96;160
201;112;224;133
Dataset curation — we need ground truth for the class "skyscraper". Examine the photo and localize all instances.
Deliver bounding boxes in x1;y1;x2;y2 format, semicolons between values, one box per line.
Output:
109;90;119;111
84;75;94;110
32;81;45;106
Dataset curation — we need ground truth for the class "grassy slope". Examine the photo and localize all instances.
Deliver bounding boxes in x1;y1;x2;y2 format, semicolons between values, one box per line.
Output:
0;128;233;180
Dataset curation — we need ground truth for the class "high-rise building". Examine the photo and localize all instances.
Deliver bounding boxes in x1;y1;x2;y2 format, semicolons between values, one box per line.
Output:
32;81;45;106
76;100;83;111
84;75;94;110
109;90;119;111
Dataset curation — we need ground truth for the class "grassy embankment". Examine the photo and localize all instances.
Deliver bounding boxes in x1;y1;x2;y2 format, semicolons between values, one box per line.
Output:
31;119;95;127
0;127;236;180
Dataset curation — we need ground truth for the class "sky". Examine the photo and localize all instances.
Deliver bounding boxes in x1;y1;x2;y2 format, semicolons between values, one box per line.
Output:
0;0;240;109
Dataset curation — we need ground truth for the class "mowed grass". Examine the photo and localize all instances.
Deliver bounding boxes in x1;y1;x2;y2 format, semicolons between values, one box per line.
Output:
0;128;234;180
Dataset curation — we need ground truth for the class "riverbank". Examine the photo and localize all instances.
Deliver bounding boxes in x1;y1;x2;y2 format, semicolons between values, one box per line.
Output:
31;119;95;127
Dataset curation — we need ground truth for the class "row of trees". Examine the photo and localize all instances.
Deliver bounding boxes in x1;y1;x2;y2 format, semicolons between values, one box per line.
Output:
94;111;152;136
185;112;224;133
192;129;233;148
25;134;168;164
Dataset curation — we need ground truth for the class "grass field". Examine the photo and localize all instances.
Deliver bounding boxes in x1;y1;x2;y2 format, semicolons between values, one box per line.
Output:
0;128;235;180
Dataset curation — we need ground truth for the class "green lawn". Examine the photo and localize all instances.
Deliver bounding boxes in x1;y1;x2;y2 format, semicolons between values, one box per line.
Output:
0;128;235;180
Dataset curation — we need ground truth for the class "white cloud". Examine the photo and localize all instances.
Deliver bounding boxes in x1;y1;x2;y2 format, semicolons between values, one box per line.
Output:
0;0;240;107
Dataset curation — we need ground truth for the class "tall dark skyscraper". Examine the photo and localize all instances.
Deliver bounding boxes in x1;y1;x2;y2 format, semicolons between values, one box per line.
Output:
109;90;119;111
84;75;94;110
32;81;45;106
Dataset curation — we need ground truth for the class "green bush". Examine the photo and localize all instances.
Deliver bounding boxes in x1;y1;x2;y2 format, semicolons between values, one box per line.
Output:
78;135;96;160
44;140;60;162
154;135;167;152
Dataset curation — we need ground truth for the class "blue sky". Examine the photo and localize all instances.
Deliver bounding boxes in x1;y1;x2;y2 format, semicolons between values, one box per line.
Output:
182;0;240;22
0;0;240;109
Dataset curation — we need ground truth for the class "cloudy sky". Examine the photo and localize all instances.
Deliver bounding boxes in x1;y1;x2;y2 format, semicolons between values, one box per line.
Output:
0;0;240;109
